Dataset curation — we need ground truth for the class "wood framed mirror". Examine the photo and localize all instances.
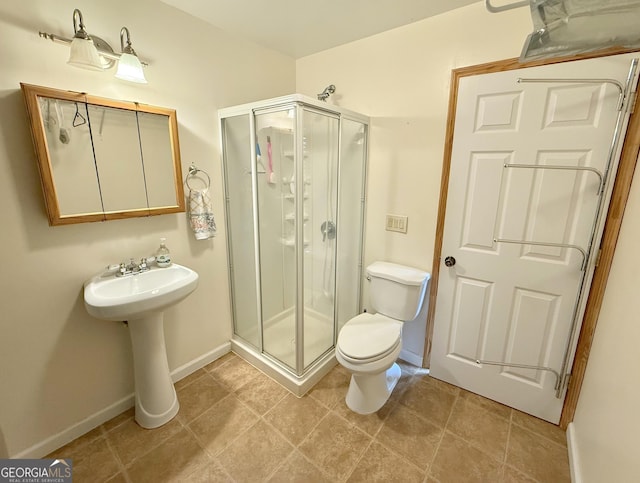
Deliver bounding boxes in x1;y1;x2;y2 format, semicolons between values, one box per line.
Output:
21;83;185;225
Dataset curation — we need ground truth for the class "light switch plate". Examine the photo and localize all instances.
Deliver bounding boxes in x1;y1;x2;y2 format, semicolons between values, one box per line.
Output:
386;214;408;234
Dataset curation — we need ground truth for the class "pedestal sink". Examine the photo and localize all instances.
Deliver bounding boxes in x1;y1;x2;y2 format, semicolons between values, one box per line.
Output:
84;264;198;428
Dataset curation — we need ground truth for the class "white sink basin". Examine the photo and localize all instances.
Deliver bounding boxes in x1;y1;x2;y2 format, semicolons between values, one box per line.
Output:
83;262;199;429
84;263;199;321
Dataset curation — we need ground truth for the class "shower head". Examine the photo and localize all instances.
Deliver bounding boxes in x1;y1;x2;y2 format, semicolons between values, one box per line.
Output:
317;84;336;102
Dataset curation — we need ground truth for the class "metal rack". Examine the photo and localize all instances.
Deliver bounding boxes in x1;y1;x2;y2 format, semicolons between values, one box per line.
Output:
475;360;561;391
484;61;639;398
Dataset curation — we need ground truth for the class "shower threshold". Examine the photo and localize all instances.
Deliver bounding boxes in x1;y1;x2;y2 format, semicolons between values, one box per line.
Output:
230;337;336;397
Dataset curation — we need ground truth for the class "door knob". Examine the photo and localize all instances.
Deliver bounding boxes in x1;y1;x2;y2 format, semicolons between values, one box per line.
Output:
444;256;456;267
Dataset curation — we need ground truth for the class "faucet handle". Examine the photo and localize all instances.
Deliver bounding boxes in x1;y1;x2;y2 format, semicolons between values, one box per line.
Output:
139;257;148;270
101;264;120;278
117;262;127;277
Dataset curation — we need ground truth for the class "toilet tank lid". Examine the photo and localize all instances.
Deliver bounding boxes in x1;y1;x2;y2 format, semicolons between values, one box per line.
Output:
367;261;430;286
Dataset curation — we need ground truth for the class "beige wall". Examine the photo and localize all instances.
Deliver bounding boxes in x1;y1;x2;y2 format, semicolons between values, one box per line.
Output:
297;2;640;481
0;0;294;457
296;3;531;274
571;170;640;481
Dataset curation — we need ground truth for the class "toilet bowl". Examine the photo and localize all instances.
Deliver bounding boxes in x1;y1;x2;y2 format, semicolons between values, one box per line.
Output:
336;262;430;414
336;313;403;414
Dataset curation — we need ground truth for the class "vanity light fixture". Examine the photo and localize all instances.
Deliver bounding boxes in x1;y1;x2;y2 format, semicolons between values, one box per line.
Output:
39;8;149;83
115;27;147;84
67;9;103;71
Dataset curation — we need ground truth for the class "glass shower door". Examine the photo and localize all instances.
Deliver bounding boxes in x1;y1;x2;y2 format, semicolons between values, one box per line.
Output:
255;109;297;371
255;106;340;374
336;119;367;333
223;100;367;380
301;108;339;371
221;114;260;348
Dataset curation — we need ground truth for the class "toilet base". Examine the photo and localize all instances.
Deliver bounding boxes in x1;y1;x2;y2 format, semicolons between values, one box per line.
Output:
345;362;402;414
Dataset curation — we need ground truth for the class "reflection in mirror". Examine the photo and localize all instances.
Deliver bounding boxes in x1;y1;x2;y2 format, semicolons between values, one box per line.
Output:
138;111;179;208
39;98;103;216
89;105;148;213
21;83;185;225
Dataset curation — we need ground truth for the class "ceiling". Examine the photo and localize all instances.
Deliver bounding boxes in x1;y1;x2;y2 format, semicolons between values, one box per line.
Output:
160;0;481;58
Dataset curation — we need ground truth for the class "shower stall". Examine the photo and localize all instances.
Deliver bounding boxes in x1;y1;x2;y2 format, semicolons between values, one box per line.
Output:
219;95;369;394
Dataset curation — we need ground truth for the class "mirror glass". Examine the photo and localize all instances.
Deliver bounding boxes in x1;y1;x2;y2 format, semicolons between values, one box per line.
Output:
39;97;103;216
22;84;185;225
138;111;180;208
89;105;148;213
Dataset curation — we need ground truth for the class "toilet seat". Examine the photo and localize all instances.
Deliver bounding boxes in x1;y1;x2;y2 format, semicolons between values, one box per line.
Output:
337;313;402;363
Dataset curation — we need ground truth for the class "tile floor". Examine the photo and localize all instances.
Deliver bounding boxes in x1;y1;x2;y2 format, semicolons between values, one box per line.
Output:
48;352;571;482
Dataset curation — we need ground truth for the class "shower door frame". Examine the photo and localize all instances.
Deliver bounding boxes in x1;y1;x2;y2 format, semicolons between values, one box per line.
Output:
293;103;344;374
220;94;370;382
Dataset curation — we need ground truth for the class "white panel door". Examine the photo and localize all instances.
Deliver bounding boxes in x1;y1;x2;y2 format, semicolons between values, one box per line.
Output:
430;54;638;423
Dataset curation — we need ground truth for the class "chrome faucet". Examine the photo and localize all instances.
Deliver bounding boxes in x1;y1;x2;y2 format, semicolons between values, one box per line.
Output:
115;257;152;277
125;258;138;273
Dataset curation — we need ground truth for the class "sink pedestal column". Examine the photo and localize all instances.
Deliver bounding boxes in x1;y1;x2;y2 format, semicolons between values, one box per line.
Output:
128;313;179;428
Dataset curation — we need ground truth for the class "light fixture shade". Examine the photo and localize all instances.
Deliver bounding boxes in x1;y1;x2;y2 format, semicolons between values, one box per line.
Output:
115;53;147;83
68;37;103;71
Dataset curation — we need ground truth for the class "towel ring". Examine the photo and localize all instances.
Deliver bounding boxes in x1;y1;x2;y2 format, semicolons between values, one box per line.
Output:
185;164;210;190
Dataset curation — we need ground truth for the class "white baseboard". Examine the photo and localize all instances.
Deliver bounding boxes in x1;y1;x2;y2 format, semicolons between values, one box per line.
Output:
399;349;424;367
567;422;582;483
170;342;231;383
13;394;135;459
13;342;232;459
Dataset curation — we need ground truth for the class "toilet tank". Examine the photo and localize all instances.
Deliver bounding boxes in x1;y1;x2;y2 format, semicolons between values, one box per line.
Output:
367;262;430;321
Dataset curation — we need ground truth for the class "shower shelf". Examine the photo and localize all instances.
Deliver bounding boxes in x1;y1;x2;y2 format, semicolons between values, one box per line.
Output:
283;150;308;159
281;238;310;247
283;177;311;184
259;126;293;134
285;213;309;221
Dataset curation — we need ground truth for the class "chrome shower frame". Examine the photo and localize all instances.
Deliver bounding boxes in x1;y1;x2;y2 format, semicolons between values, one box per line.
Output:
218;94;369;395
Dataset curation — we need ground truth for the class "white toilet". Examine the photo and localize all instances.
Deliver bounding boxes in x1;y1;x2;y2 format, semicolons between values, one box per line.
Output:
336;261;430;414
